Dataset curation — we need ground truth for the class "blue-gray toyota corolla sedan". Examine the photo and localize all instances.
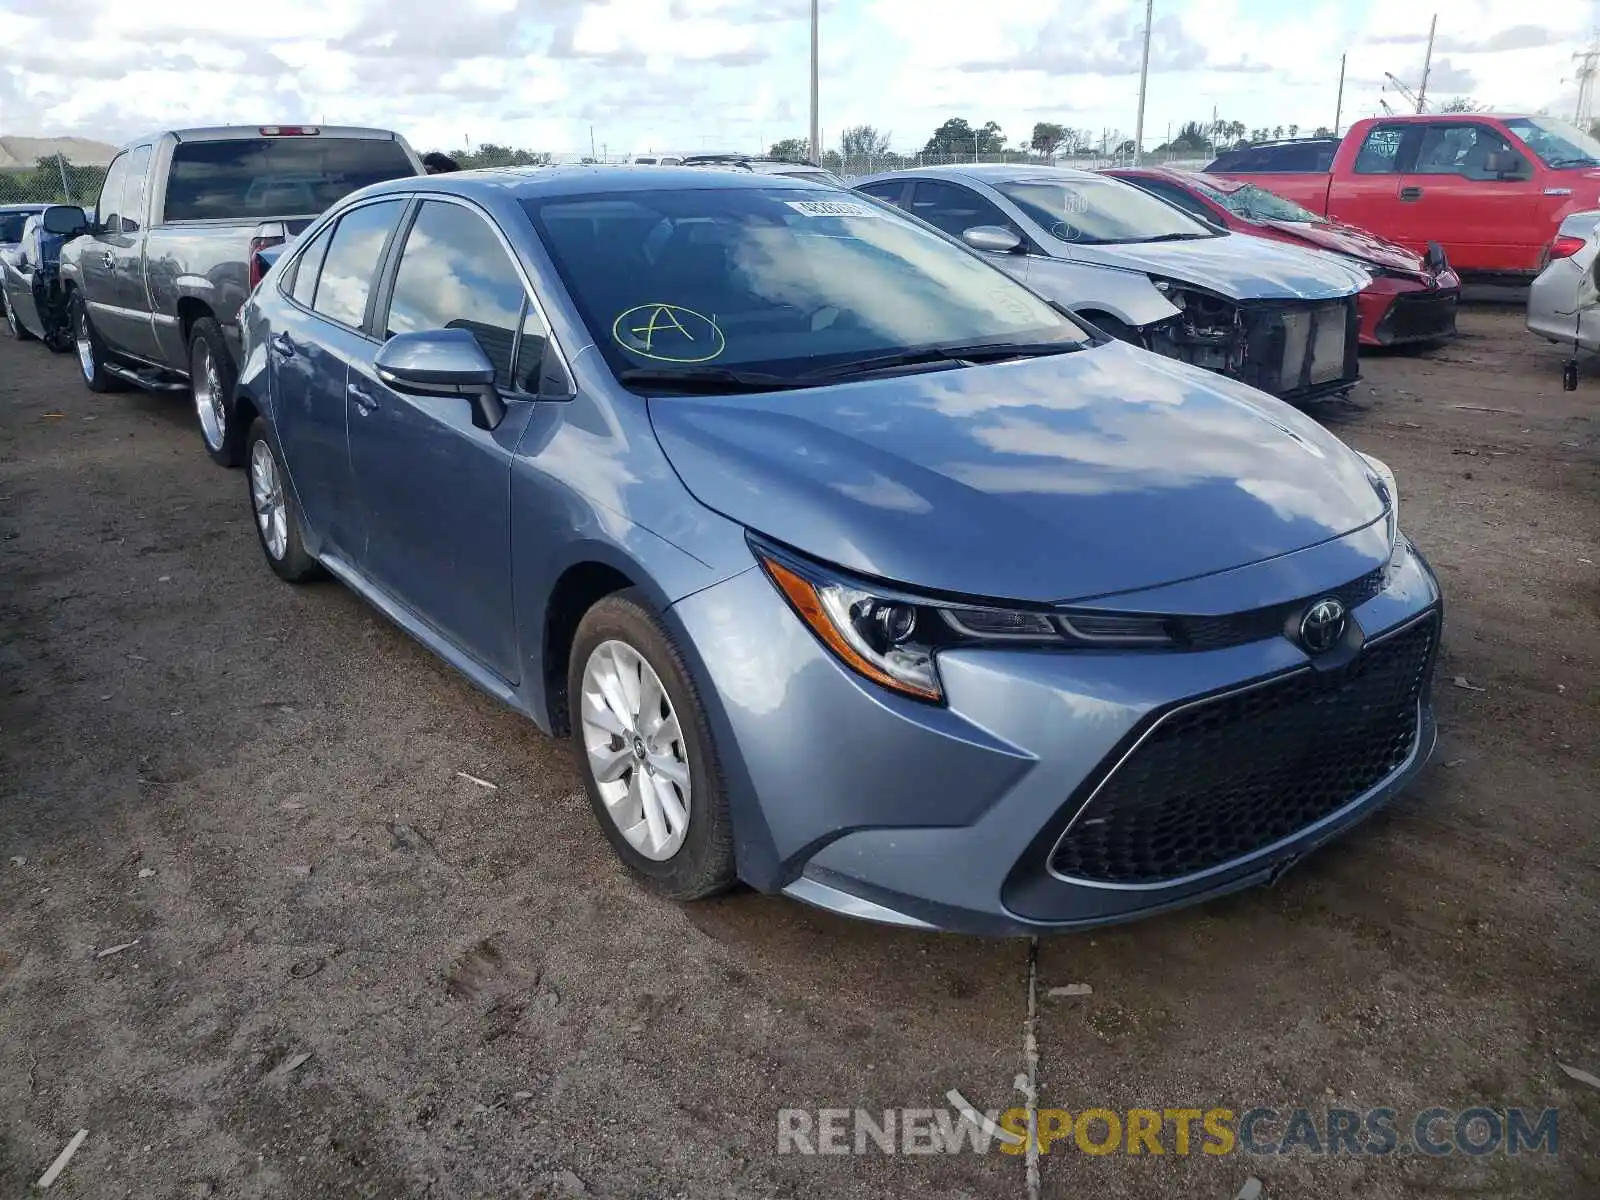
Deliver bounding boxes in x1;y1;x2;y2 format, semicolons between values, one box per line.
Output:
233;165;1442;935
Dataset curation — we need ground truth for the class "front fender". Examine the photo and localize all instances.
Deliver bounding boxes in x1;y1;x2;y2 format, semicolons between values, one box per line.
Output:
55;234;91;289
1025;254;1182;328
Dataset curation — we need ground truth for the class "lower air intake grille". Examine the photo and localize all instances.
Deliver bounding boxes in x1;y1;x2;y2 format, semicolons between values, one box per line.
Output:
1050;613;1437;885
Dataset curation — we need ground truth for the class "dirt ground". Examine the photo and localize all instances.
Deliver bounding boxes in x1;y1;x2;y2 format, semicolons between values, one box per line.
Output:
1;305;1595;1200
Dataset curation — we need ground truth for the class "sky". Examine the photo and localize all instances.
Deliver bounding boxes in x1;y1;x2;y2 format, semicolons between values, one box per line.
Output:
2;0;1598;158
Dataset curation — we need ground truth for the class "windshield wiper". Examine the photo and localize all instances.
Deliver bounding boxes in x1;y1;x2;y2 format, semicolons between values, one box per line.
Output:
797;341;1083;383
618;366;801;393
1139;232;1211;242
1546;156;1598;168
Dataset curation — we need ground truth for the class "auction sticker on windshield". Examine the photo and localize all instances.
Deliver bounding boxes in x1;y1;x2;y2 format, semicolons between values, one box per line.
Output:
786;200;881;218
612;303;727;363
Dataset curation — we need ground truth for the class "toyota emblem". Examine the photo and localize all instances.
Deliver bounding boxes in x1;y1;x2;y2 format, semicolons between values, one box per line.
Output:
1299;598;1348;654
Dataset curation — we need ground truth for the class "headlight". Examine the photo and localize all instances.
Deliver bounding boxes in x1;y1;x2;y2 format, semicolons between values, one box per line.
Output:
753;541;1174;704
1358;452;1399;545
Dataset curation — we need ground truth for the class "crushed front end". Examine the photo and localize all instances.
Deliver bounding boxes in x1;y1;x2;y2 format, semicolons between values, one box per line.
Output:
1147;286;1361;404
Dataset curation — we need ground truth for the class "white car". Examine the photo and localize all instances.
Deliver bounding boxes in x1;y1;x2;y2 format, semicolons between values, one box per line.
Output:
1527;209;1600;381
855;164;1372;403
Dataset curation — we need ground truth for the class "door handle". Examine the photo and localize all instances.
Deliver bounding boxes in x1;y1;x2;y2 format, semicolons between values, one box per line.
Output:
269;332;296;358
100;251;115;270
1399;186;1423;202
347;382;378;413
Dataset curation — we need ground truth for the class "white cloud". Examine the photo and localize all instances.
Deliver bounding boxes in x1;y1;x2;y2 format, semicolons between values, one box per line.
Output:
1;0;1596;158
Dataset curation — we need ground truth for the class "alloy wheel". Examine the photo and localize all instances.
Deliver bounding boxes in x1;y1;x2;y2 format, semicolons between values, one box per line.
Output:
249;439;288;560
579;639;692;861
193;341;227;450
74;307;94;381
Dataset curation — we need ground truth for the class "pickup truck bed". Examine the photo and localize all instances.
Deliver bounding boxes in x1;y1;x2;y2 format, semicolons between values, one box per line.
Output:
60;125;421;464
1207;115;1600;281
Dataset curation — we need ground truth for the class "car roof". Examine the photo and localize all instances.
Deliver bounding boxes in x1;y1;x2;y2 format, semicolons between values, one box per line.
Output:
119;125;404;147
1106;166;1247;195
0;203;48;212
356;164;833;203
881;163;1101;186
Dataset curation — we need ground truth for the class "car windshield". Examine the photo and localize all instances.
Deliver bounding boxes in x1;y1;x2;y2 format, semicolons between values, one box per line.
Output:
1196;180;1319;223
523;187;1085;385
994;176;1219;245
163;137;416;221
1503;116;1600;168
0;212;33;243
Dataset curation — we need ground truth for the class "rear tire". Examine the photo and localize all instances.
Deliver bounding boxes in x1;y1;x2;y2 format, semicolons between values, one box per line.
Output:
245;417;324;583
190;317;244;467
568;590;735;901
69;292;125;393
4;290;34;342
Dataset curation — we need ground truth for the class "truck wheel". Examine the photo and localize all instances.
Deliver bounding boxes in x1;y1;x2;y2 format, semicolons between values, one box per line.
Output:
69;293;125;393
190;317;243;467
4;291;34;342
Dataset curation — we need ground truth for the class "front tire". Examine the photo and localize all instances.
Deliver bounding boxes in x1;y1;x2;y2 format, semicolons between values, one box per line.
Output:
190;316;244;467
4;290;34;342
69;292;125;393
245;417;323;583
568;591;735;900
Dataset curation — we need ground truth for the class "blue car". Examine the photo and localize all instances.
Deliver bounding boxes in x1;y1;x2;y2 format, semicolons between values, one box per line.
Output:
233;166;1442;935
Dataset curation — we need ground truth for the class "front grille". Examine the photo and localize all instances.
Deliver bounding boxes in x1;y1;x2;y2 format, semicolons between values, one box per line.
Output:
1379;290;1458;344
1177;566;1388;651
1050;612;1437;885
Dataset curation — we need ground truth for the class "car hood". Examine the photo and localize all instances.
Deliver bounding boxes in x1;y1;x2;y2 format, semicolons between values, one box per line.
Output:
648;343;1385;603
1257;218;1430;278
1058;232;1368;301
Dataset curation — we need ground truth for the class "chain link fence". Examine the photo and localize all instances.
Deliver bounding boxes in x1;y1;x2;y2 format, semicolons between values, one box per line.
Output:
827;150;1212;179
0;154;107;207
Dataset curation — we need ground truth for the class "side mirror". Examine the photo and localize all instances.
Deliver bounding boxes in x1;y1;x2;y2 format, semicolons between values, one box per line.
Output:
375;329;507;430
962;225;1024;254
1483;150;1524;179
42;205;89;237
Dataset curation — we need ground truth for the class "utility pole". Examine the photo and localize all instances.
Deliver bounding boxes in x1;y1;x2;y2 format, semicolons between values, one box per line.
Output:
1574;32;1600;129
1415;13;1437;113
1334;53;1346;134
809;0;820;164
1133;0;1153;165
589;125;596;160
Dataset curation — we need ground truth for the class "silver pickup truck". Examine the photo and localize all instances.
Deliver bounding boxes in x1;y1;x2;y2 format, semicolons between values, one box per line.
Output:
60;125;423;465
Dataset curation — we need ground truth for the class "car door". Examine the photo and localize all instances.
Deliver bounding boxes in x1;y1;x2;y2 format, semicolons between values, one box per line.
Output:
269;197;407;562
80;152;129;353
108;144;161;361
1331;122;1424;248
1396;122;1540;273
905;179;1030;283
346;197;537;682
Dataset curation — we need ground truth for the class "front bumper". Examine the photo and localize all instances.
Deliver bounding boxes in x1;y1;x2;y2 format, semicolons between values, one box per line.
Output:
1362;278;1459;347
667;528;1442;936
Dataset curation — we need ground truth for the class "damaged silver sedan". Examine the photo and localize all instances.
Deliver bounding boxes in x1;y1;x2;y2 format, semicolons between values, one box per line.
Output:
854;165;1370;404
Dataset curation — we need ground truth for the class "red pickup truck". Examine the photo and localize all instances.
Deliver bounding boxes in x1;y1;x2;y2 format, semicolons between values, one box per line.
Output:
1205;113;1600;281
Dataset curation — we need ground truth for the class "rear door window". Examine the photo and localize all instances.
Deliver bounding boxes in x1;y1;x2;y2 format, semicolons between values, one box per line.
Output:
383;200;527;387
310;199;405;330
855;180;908;207
908;181;1014;237
1354;125;1411;174
287;224;334;308
162;137;417;222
